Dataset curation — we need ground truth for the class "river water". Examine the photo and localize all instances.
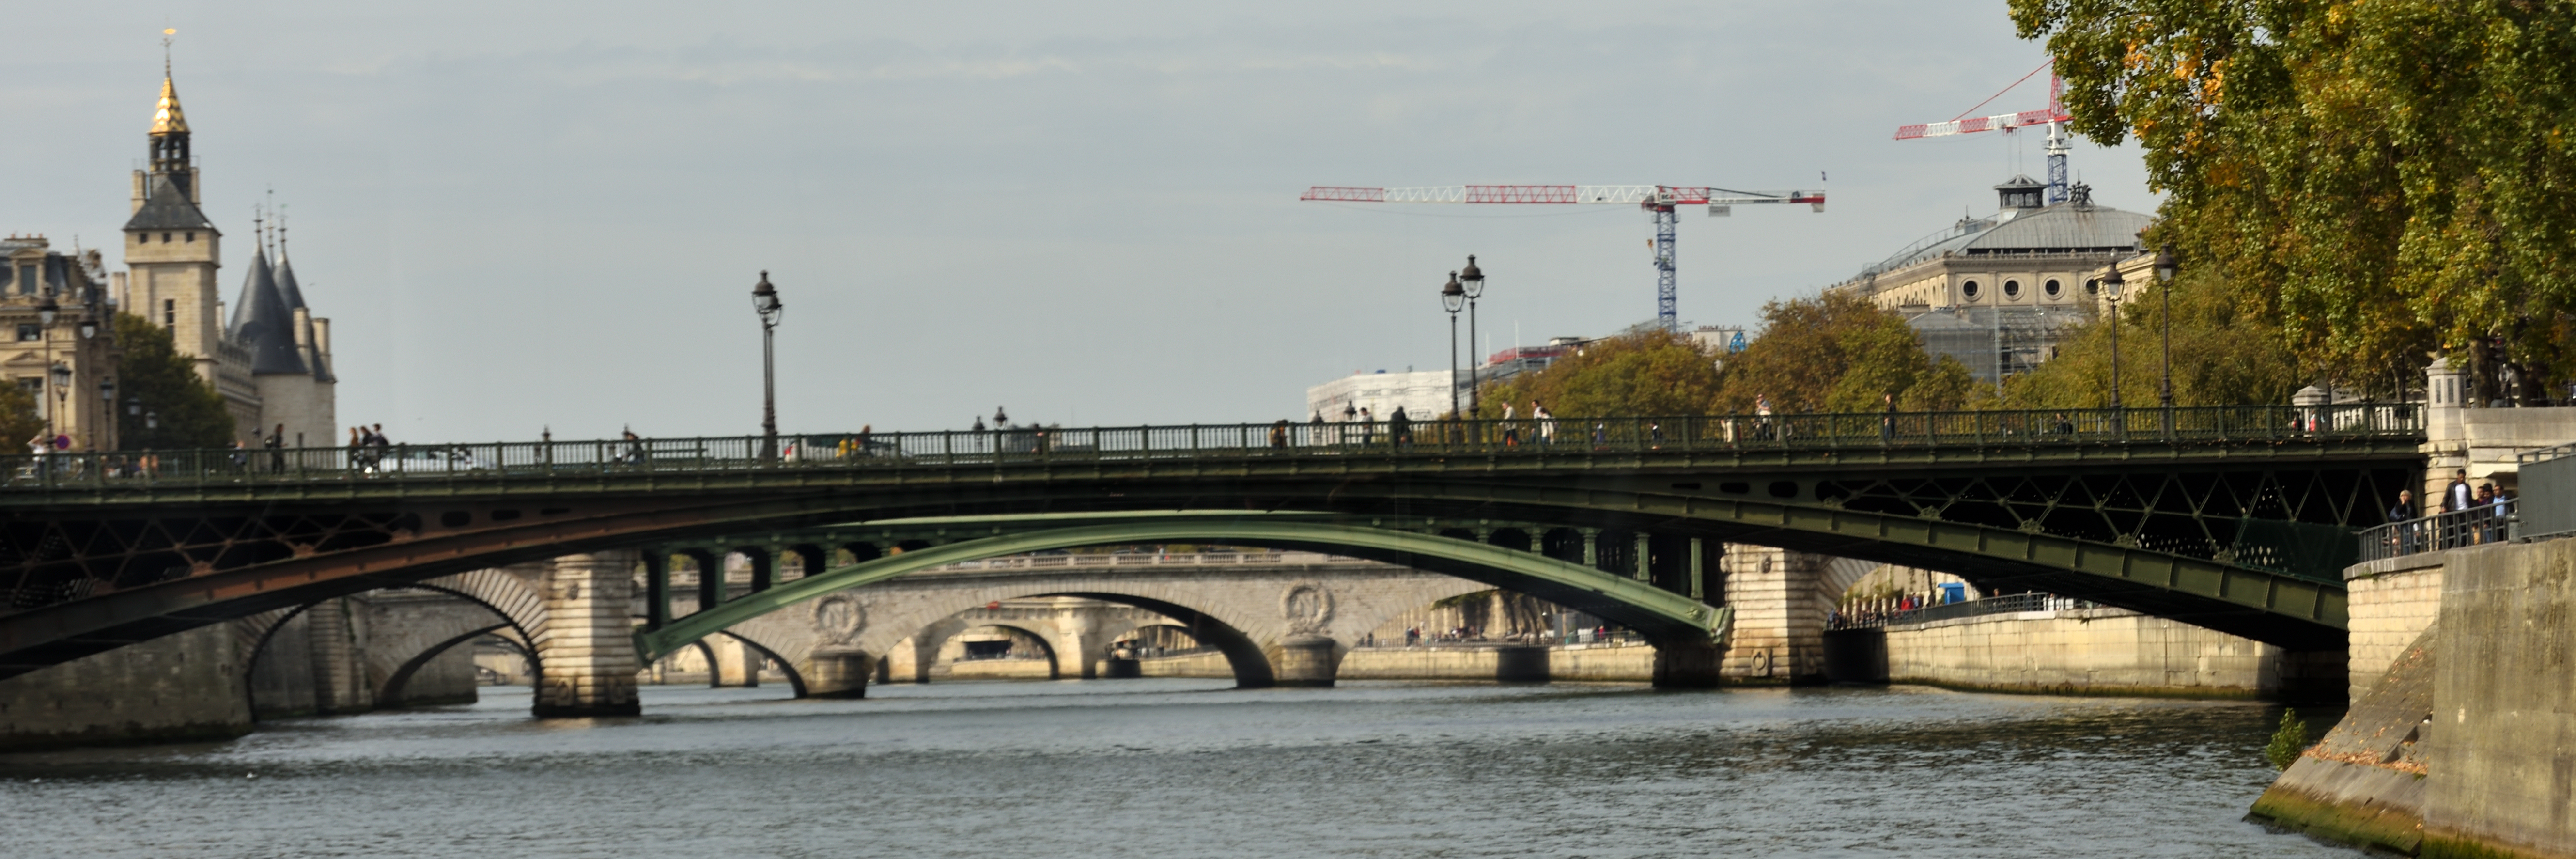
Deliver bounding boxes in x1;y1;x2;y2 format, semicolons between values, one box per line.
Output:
0;679;2350;858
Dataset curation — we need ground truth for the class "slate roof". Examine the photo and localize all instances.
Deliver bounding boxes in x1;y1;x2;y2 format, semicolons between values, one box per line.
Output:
123;173;216;232
226;246;308;376
1861;198;2152;278
272;251;335;383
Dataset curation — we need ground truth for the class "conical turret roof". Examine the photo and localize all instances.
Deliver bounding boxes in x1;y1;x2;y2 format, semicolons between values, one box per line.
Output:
227;246;307;375
271;247;335;383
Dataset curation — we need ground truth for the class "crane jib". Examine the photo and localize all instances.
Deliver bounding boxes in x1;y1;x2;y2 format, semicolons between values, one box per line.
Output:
1300;185;1823;206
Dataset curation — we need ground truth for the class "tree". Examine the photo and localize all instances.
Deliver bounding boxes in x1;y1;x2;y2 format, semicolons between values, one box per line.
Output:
2011;0;2576;402
114;312;236;450
2003;270;2305;408
1712;291;1984;414
1478;327;1722;417
0;382;39;450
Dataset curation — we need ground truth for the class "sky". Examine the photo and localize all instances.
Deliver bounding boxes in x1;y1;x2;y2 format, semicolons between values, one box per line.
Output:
0;2;2157;442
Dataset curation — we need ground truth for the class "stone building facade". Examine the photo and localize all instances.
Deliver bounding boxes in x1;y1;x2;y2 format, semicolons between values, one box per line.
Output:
0;237;121;452
116;67;337;447
1831;177;2154;386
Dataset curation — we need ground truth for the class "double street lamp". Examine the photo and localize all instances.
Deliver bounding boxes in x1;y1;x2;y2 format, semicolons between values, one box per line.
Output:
1436;256;1490;421
750;271;784;459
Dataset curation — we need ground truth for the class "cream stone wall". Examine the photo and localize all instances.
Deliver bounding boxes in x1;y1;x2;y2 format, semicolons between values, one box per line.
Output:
2343;553;2447;705
1882;607;2289;697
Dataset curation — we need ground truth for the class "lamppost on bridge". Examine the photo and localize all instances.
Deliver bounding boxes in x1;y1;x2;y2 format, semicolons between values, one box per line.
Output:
2100;262;2126;411
750;271;784;460
1441;270;1466;418
1459;255;1486;417
47;363;70;439
79;310;101;451
2155;245;2178;410
34;293;56;438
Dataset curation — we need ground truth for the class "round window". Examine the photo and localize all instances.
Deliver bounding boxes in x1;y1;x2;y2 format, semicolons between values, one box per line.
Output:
2085;278;2100;295
2044;279;2063;297
2003;279;2022;298
1961;280;1981;300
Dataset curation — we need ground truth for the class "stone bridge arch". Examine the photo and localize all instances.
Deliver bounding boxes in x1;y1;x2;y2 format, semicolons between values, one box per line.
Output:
234;565;551;716
714;560;1488;694
652;521;1731;695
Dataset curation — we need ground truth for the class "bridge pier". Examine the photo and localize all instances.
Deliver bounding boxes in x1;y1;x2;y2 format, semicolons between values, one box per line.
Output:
803;649;874;698
1650;638;1726;688
1270;635;1340;687
1718;545;1829;685
533;550;643;718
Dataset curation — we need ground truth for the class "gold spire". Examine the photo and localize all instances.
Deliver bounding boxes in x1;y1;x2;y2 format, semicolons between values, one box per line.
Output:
152;75;189;135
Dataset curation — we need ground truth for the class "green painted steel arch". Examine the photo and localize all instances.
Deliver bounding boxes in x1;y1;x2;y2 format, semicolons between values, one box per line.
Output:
633;520;1727;663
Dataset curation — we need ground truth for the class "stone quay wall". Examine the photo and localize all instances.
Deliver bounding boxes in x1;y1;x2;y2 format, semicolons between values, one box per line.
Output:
1866;607;2324;699
2254;538;2576;859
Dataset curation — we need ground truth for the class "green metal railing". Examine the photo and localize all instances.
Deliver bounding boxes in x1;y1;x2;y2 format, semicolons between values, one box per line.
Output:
0;403;2423;493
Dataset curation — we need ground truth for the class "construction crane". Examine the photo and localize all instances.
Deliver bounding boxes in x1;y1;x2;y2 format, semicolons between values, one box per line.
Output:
1299;184;1825;329
1894;63;2076;204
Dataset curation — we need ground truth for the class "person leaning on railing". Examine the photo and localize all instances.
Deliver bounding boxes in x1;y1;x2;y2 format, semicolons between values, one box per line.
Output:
2387;489;2419;555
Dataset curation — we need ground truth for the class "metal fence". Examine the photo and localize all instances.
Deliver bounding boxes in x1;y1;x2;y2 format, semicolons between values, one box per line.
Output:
2358;501;2519;562
1829;592;2100;629
0;403;2422;493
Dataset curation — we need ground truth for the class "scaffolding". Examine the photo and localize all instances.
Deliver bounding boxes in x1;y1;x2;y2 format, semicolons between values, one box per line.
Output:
1906;306;2087;394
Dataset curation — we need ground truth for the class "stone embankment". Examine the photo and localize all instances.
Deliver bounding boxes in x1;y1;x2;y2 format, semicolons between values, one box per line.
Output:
1100;641;1661;683
2252;538;2576;859
1824;606;2343;701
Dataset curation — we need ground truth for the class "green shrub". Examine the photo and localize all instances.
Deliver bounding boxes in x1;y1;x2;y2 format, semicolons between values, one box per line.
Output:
2265;708;2311;770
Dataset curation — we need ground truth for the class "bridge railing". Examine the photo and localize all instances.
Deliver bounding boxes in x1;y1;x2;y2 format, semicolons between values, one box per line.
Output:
1828;592;2097;629
0;403;2421;491
2359;500;2518;562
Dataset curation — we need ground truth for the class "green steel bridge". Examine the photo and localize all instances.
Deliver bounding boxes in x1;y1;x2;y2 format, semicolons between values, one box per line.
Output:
0;404;2424;676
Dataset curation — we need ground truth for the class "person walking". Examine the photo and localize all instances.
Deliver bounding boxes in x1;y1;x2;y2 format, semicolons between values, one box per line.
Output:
1270;419;1289;450
2388;489;2417;554
1502;403;1519;446
2447;469;2473;513
1534;401;1554;445
1880;392;1897;444
1389;406;1412;448
1358;406;1375;445
264;423;286;474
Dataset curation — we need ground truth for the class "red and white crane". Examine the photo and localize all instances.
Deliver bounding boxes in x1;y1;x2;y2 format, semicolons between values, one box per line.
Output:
1893;62;2074;203
1298;184;1824;328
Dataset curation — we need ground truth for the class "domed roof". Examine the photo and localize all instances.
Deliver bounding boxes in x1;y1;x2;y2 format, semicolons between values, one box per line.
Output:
1859;182;2153;278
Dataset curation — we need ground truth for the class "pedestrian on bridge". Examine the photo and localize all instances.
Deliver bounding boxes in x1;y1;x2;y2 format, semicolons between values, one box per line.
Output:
264;424;285;474
1390;406;1412;448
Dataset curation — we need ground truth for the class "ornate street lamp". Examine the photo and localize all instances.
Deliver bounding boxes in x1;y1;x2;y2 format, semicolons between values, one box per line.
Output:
1441;271;1467;419
2101;262;2126;411
126;395;140;417
36;294;57;326
1459;255;1486;416
77;312;97;341
95;378;113;451
750;271;784;459
145;410;159;432
47;362;71;437
2155;244;2178;410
